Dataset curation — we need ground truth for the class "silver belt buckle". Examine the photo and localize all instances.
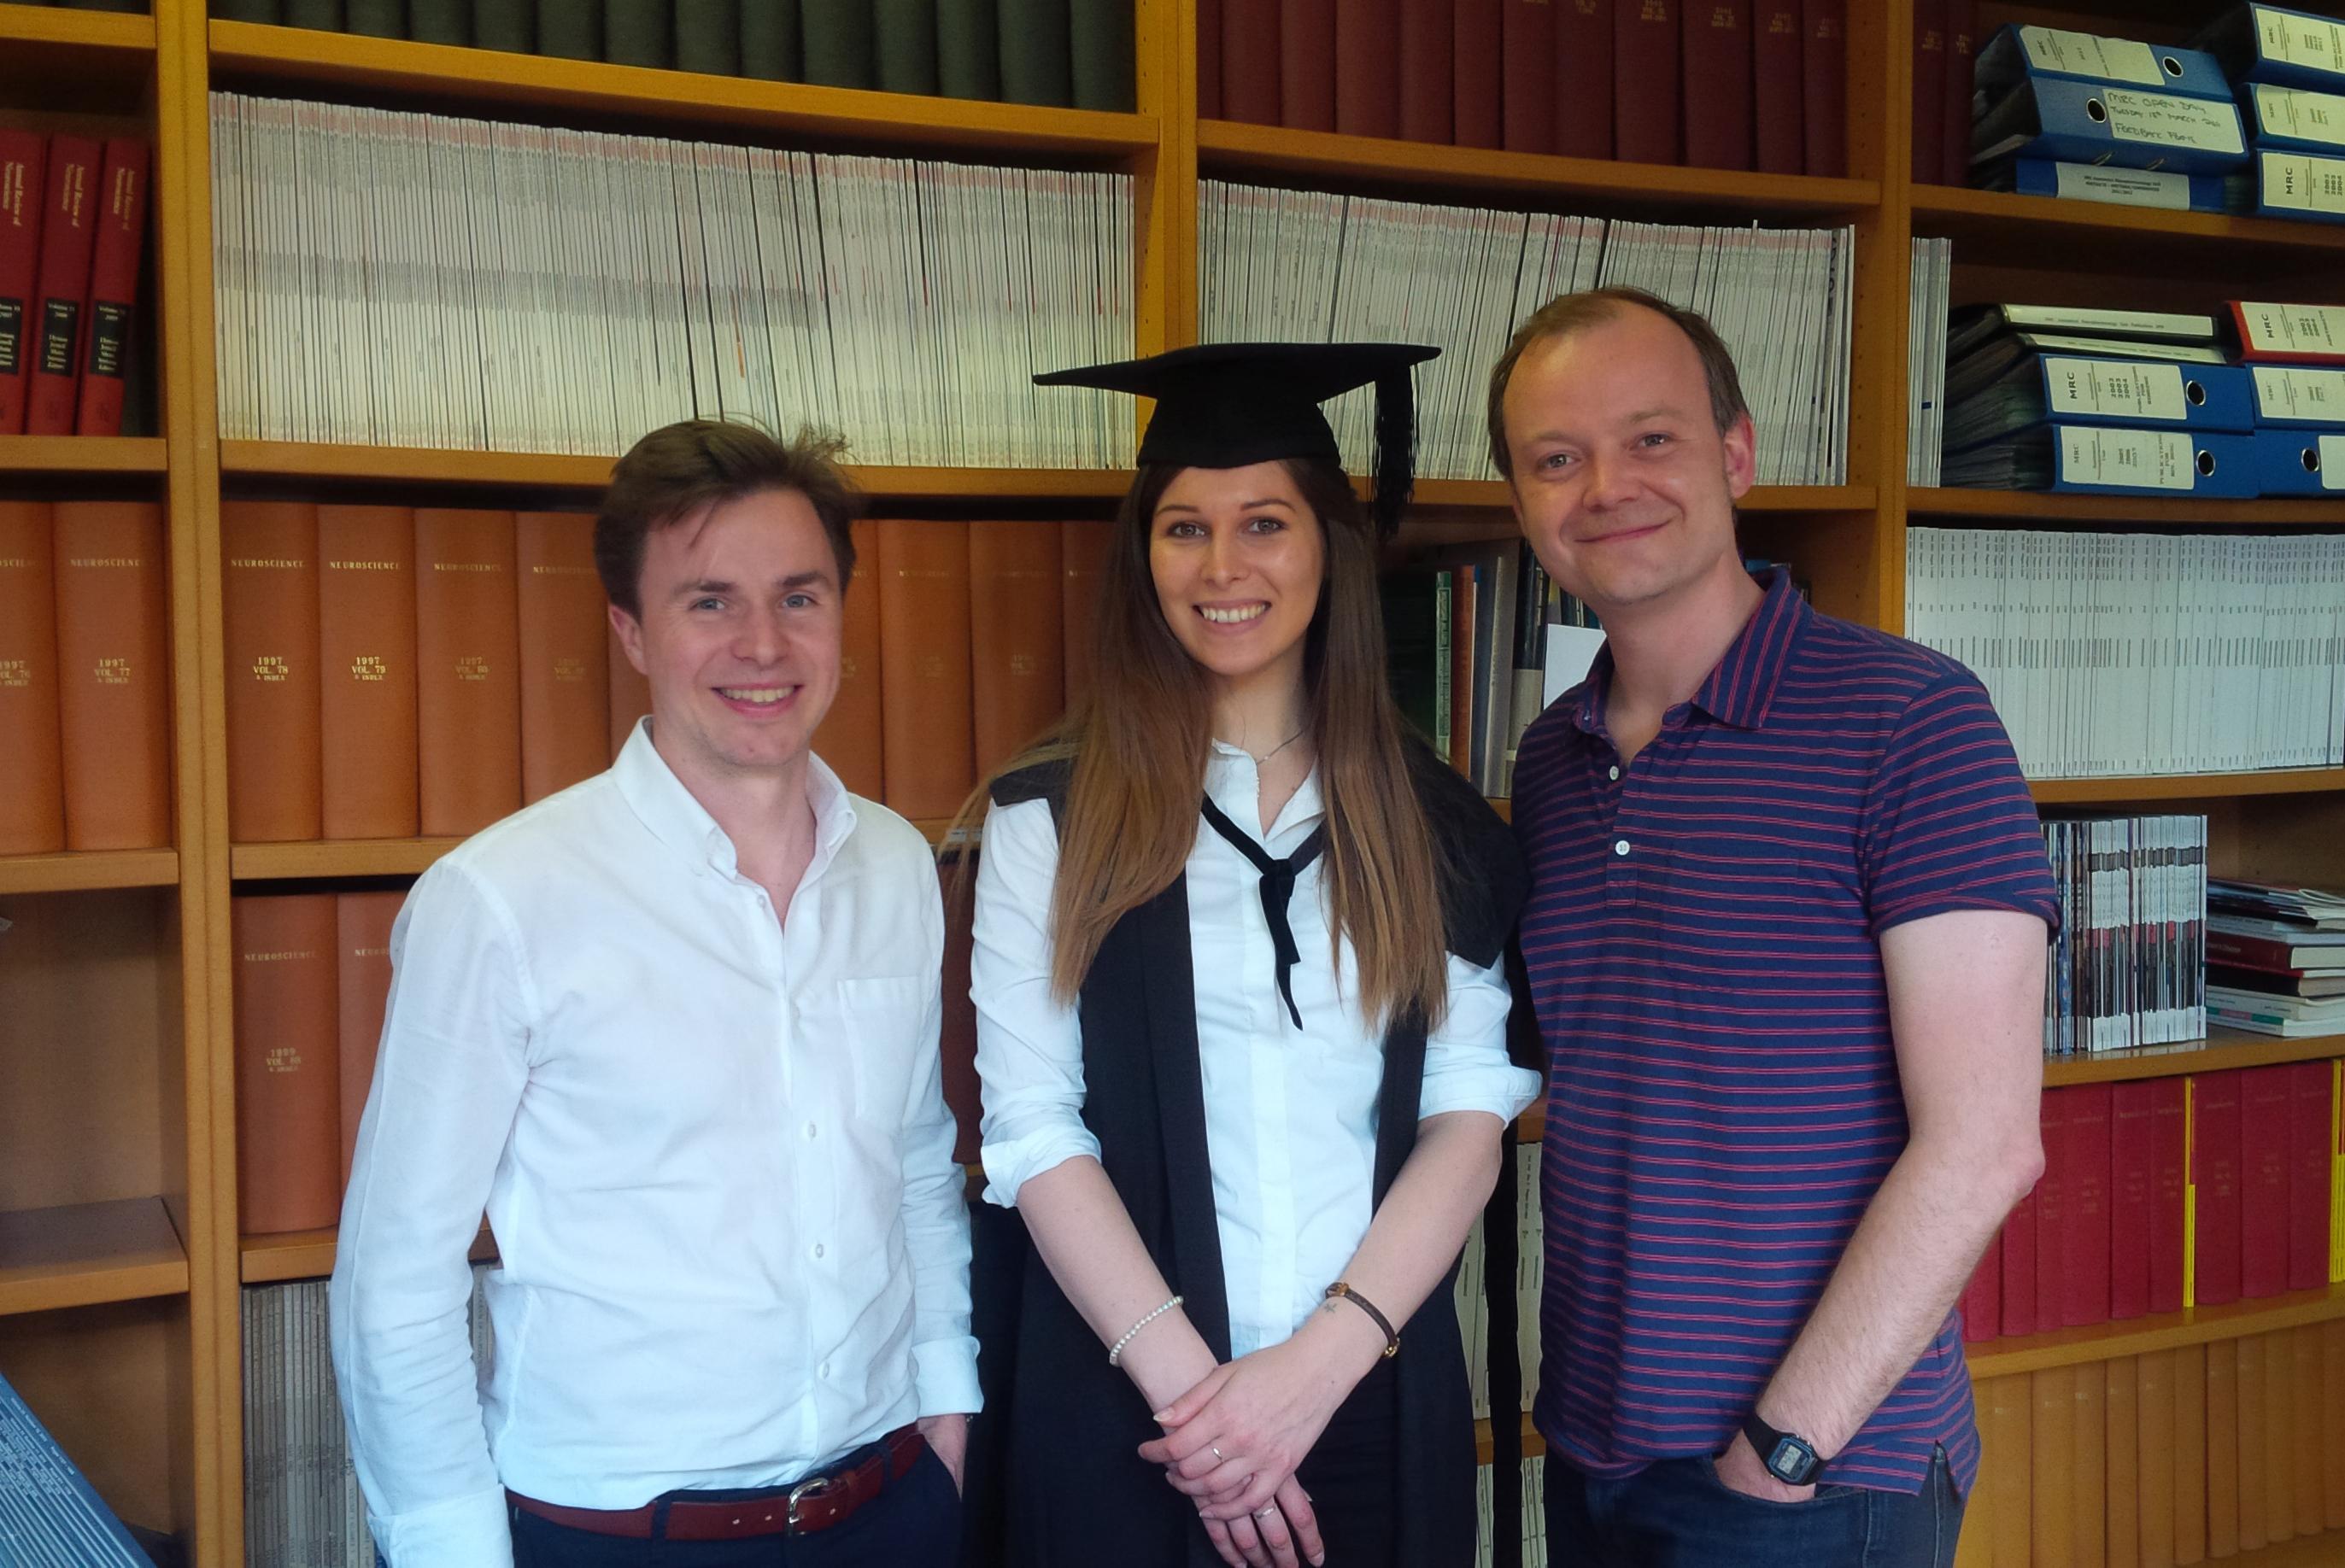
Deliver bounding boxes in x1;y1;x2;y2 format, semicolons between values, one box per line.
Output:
784;1474;833;1533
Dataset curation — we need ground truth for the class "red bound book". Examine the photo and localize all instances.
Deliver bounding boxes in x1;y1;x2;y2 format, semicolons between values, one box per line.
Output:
1199;0;1223;118
1336;0;1400;138
0;131;45;436
1800;0;1844;176
1222;0;1281;124
1279;0;1336;131
1502;0;1556;153
1999;1181;2039;1338
2065;1083;2113;1328
2240;1065;2293;1299
2034;1088;2072;1331
2149;1077;2188;1313
1942;0;1976;188
73;138;146;437
1911;0;1945;186
1556;0;1613;158
2287;1061;2330;1292
1681;0;1753;170
2110;1080;2156;1322
1399;0;1454;143
1615;0;1680;165
1455;0;1504;148
1751;3;1802;174
2191;1070;2244;1308
24;136;102;437
336;889;402;1191
1961;1239;2001;1342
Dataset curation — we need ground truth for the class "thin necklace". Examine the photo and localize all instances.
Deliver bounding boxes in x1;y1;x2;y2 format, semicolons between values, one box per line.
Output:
1237;725;1308;766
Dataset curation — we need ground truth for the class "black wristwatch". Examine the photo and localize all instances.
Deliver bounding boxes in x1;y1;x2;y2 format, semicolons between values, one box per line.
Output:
1741;1413;1825;1486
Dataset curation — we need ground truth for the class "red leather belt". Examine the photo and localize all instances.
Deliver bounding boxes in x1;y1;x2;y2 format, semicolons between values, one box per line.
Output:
508;1425;927;1542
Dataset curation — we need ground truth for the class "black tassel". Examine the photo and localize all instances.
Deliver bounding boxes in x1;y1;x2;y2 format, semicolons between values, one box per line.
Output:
1370;366;1418;541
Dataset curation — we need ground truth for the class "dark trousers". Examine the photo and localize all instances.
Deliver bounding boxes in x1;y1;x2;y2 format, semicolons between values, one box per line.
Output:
507;1447;961;1568
1543;1445;1965;1568
1288;1357;1402;1568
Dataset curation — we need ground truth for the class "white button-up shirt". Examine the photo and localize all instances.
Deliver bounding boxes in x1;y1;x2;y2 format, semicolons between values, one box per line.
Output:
971;744;1538;1357
330;724;981;1568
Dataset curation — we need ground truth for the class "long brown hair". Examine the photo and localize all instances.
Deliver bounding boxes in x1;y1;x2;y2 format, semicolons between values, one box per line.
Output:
960;459;1452;1030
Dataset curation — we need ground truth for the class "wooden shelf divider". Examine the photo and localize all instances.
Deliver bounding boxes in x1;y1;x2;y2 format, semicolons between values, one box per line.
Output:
1965;1282;2345;1381
2041;1029;2345;1088
230;838;464;881
0;0;155;54
241;1223;496;1286
0;1196;190;1317
1908;488;2345;526
1474;1409;1545;1466
0;848;181;896
1912;182;2345;258
0;434;170;477
2031;769;2345;804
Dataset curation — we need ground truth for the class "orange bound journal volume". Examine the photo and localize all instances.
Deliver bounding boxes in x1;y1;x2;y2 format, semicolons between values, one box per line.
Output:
414;509;522;838
221;500;323;843
0;500;64;854
1059;520;1114;710
515;512;611;804
969;521;1064;779
876;519;974;821
233;892;343;1235
318;505;419;840
53;500;169;850
813;518;884;799
336;889;402;1191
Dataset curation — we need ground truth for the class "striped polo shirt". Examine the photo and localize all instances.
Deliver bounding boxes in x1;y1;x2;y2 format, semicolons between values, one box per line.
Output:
1515;568;2058;1495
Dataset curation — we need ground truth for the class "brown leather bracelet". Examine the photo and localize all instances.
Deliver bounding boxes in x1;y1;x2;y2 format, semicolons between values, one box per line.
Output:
1325;1281;1399;1358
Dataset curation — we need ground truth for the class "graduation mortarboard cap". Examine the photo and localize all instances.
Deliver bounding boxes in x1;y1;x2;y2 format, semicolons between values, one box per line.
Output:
1035;342;1439;537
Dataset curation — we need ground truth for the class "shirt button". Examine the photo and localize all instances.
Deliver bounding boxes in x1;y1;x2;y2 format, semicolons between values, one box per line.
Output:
1614;840;1632;857
1608;765;1621;781
812;1242;826;1260
806;1121;818;1140
818;1361;831;1379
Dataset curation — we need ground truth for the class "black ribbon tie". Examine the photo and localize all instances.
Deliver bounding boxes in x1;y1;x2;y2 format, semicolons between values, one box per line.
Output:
1199;796;1327;1031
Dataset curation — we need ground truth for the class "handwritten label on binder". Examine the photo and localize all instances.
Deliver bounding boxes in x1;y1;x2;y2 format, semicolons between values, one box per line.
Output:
2258;150;2345;215
2255;366;2345;420
2100;89;2246;155
2044;358;2188;421
2020;26;2162;86
2058;428;2195;490
2051;164;2193;208
2251;85;2345;148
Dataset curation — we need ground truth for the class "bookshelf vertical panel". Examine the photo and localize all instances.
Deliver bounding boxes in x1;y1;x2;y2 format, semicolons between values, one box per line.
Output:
1838;0;1908;635
1131;0;1199;360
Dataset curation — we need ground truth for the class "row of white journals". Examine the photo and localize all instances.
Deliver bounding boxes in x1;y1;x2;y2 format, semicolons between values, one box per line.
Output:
1907;527;2345;780
1456;1142;1544;1422
1908;237;1954;486
1198;182;1855;486
243;1268;492;1568
210;93;1135;468
1475;1456;1550;1568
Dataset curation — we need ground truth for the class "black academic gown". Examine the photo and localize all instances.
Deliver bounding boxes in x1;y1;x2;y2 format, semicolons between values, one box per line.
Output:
975;741;1526;1568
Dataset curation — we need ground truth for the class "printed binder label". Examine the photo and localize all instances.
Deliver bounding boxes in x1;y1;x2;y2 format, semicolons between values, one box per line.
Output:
2051;164;2192;208
2045;358;2188;420
2319;435;2345;489
2253;366;2345;420
2100;89;2246;155
2255;6;2345;79
2059;428;2195;489
2021;26;2163;85
2251;85;2345;148
2259;150;2345;214
2237;301;2345;355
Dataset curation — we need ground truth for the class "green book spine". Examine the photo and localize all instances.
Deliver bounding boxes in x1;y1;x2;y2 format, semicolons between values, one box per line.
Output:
935;0;998;98
604;0;671;63
1067;0;1132;110
536;0;600;56
344;0;402;33
997;0;1070;106
407;0;466;41
473;0;532;50
216;0;288;22
675;0;742;73
801;0;876;86
282;0;337;25
876;0;939;93
739;0;799;78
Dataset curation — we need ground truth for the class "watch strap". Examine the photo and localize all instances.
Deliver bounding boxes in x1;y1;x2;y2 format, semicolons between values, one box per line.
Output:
1740;1412;1824;1485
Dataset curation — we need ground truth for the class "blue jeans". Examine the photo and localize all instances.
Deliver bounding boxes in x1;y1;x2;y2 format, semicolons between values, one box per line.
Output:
1544;1446;1965;1568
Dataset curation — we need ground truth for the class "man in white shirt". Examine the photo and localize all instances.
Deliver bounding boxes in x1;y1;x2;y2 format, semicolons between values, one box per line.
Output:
330;420;980;1568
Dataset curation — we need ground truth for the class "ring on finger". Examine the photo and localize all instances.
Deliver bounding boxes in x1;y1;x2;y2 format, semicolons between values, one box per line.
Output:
1255;1503;1281;1519
1211;1444;1228;1462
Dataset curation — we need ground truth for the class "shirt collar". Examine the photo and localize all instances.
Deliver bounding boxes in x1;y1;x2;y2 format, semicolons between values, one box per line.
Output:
1569;567;1806;737
1205;739;1323;847
612;717;859;880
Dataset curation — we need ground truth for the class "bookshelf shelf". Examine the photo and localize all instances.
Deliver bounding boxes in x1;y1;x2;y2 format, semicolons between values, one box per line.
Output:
230;837;461;880
1910;184;2345;263
0;848;179;895
0;2;155;56
1908;488;2345;526
1965;1281;2345;1381
240;1223;496;1285
2031;769;2345;804
1199;120;1880;216
1409;479;1877;513
0;435;170;477
1474;1410;1545;1467
207;20;1162;161
0;1197;189;1317
2040;1029;2345;1088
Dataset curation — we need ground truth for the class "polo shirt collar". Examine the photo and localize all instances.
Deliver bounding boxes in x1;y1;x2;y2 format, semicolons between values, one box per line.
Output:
1567;566;1808;736
613;717;858;879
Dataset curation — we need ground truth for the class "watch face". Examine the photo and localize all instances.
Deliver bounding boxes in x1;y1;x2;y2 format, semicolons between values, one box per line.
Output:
1768;1438;1818;1484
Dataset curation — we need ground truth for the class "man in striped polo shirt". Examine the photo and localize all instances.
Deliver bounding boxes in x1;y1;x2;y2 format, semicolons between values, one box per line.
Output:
1489;289;2059;1566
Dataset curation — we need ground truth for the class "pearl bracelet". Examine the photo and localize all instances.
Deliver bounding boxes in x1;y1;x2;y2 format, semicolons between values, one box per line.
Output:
1108;1295;1184;1367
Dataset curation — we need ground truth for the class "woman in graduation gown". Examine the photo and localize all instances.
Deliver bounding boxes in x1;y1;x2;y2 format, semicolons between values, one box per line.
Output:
968;342;1539;1568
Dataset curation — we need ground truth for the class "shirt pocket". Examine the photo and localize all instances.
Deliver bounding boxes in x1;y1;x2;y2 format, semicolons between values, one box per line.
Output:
832;974;929;1133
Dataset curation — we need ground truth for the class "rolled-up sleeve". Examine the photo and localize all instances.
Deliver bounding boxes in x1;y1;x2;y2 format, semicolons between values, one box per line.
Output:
970;796;1103;1207
1418;951;1539;1125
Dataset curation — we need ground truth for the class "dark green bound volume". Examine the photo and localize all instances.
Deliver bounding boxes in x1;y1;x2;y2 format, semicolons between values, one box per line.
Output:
676;0;742;73
344;0;402;33
474;0;533;50
997;0;1070;105
407;0;467;42
537;0;600;56
801;0;876;87
284;0;340;26
876;0;939;94
739;0;799;78
1068;0;1132;109
214;0;287;21
604;0;672;64
936;0;999;97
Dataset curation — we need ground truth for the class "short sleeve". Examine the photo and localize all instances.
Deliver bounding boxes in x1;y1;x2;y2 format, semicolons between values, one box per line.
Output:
1860;670;2061;939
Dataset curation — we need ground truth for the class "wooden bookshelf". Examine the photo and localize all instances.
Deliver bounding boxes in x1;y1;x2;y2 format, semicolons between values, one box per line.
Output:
0;1198;189;1316
0;435;170;477
1908;488;2345;526
1911;183;2345;261
1967;1283;2345;1381
0;1;155;56
2031;769;2345;804
0;848;180;895
1474;1409;1545;1467
2041;1029;2345;1088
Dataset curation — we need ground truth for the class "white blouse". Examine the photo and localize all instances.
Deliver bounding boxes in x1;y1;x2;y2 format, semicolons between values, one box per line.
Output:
971;742;1539;1358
